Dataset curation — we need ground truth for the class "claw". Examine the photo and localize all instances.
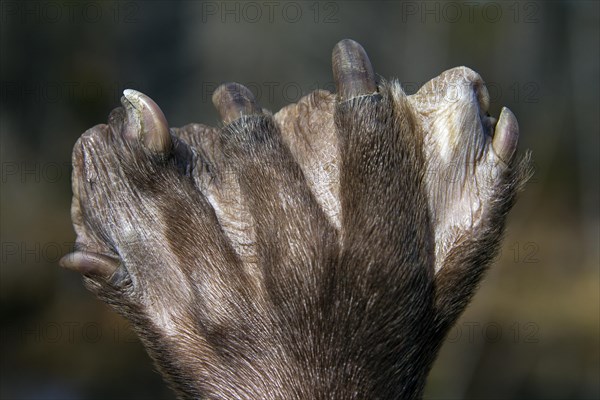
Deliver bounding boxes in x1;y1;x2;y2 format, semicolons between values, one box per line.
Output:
474;81;490;113
493;107;519;163
212;83;262;125
59;251;120;278
121;89;172;154
332;39;377;101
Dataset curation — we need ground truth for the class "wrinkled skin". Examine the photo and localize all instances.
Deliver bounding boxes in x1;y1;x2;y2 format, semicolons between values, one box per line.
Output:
61;40;530;399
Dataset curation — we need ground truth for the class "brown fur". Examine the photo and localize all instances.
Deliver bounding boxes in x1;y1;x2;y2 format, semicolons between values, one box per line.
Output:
62;42;530;399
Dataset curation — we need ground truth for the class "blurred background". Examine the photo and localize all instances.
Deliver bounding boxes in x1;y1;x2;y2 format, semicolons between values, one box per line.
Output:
1;1;598;399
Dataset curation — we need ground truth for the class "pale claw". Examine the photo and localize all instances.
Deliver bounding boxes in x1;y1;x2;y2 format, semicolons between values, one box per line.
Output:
121;89;172;154
493;106;519;164
59;251;120;278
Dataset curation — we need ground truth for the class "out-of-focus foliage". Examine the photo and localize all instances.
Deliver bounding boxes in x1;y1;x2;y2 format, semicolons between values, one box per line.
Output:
1;1;598;399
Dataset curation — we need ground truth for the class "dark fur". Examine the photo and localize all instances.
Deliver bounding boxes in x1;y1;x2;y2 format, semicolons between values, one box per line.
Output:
64;52;530;399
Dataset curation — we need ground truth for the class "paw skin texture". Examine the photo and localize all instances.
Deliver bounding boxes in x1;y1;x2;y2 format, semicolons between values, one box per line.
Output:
61;39;531;399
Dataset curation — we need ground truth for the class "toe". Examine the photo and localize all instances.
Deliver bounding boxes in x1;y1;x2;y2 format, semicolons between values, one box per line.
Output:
492;107;519;164
212;83;263;124
332;39;378;101
60;250;120;278
121;89;173;155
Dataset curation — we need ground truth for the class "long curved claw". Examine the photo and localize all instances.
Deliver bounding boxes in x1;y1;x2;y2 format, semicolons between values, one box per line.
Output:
121;89;172;154
212;82;262;124
332;39;377;101
493;107;519;164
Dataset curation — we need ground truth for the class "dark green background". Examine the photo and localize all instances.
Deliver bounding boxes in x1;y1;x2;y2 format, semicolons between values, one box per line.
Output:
1;1;598;399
